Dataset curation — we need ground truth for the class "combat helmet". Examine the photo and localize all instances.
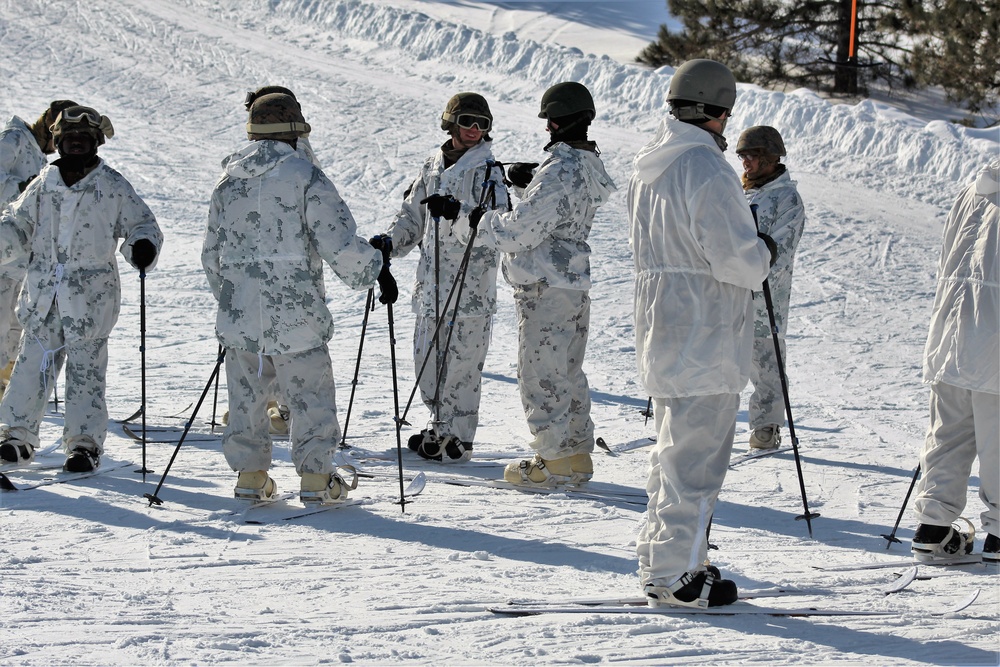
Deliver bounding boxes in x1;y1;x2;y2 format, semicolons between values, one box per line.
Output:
246;93;311;141
50;106;115;147
538;82;596;121
736;126;786;157
440;92;492;132
668;59;737;122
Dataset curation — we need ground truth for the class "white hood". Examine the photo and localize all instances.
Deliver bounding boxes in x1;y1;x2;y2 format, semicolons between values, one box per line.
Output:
633;116;721;186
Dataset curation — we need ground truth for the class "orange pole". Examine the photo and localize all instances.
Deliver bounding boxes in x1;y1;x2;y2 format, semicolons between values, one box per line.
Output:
849;0;859;58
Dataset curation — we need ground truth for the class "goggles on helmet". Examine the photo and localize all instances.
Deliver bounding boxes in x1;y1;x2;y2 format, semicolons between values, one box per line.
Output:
61;107;103;127
455;114;491;131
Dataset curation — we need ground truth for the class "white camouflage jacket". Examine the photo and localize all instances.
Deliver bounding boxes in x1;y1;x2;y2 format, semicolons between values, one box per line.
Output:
0;159;162;340
923;159;999;394
628;116;771;398
745;170;806;338
203;140;382;355
0;116;47;280
389;139;506;318
477;142;616;290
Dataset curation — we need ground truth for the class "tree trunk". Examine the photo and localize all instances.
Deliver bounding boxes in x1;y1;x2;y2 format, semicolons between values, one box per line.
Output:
834;0;859;94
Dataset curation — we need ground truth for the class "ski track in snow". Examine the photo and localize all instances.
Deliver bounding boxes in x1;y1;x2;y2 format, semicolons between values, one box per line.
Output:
0;0;998;664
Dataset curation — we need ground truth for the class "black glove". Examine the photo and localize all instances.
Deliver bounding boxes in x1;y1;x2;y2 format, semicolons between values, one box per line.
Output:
369;234;393;256
376;264;398;305
131;239;157;269
468;207;485;231
506;162;538;189
420;194;461;221
17;175;36;193
758;232;778;267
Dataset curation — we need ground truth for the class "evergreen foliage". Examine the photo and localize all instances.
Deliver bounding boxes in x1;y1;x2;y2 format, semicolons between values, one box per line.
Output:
638;0;999;121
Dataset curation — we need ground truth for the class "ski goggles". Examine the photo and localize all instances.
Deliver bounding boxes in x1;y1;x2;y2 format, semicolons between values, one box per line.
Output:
60;106;103;127
454;114;491;131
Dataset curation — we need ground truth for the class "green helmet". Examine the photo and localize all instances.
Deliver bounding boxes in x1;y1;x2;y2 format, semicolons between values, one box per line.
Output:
538;81;595;120
246;93;311;140
736;126;786;157
50;106;115;147
440;92;493;132
668;59;737;114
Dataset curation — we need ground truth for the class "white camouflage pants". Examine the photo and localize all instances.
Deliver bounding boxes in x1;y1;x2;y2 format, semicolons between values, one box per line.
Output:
0;276;22;369
412;313;491;443
0;307;107;454
915;382;999;538
514;282;594;460
223;345;340;475
638;393;738;585
749;336;786;429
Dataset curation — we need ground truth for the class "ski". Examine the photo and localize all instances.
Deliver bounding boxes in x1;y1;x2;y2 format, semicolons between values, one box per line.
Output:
815;555;988;571
729;446;794;468
489;602;892;617
244;498;363;524
609;436;656;454
117;402;193;423
433;474;647;506
504;568;918;610
121;423;219;443
0;461;132;491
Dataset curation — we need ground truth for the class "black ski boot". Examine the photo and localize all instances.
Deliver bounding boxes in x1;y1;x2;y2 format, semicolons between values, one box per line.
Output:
63;447;100;473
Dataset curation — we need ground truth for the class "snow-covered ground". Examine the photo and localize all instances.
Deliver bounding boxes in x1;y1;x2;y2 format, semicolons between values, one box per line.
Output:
1;0;998;664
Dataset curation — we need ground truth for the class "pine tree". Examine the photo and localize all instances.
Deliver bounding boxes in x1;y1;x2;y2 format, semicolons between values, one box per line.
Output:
637;0;910;96
902;0;1000;120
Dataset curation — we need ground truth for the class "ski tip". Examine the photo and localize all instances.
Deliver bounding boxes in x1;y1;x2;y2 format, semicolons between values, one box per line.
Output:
935;589;980;616
595;438;618;456
488;606;541;617
0;472;18;491
404;471;427;497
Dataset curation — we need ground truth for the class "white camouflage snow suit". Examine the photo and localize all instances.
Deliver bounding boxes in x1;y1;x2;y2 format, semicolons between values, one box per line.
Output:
628;116;770;586
744;169;806;430
0;116;46;373
203;140;382;476
388;139;507;444
915;160;999;538
0;158;162;454
477;141;616;460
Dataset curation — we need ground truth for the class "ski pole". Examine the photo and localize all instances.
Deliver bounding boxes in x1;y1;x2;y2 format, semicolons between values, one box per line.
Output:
751;204;819;537
134;268;153;479
209;343;223;432
385;300;409;513
340;288;375;448
881;464;921;548
143;347;226;506
402;165;497;425
642;396;653;426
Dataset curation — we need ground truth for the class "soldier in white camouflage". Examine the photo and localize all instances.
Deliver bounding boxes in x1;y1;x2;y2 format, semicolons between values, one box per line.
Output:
736;126;806;450
373;92;508;462
0;105;162;473
0;100;78;397
217;86;321;437
203;93;395;505
469;81;617;486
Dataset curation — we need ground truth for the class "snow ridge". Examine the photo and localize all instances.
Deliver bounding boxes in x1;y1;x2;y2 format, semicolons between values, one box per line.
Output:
263;0;997;206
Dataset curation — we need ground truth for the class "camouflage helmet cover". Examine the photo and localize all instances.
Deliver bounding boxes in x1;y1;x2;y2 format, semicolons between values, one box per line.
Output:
537;81;595;120
247;93;311;140
736;125;786;157
244;85;299;111
50;105;115;147
440;92;493;132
